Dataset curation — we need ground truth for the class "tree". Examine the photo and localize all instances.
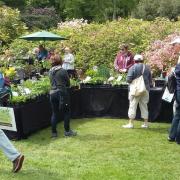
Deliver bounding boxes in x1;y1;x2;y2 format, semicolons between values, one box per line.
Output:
0;6;27;44
0;0;26;10
133;0;180;21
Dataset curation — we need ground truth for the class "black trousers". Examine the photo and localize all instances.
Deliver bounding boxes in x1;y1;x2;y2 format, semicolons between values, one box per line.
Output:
50;90;71;133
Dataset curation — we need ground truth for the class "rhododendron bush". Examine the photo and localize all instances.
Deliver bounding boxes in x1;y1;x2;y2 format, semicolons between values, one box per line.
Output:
145;33;180;76
7;18;180;73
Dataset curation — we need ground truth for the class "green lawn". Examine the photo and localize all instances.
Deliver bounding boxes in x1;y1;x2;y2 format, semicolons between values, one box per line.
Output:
0;118;180;180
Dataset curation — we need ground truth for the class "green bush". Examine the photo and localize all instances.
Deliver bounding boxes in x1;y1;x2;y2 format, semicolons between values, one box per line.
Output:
0;6;27;44
8;18;180;71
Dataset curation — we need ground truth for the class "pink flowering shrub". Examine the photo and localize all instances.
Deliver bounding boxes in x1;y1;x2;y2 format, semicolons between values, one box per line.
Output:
145;33;180;77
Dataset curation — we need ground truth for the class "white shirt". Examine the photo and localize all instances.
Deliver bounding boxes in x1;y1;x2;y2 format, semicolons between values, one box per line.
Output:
62;53;75;70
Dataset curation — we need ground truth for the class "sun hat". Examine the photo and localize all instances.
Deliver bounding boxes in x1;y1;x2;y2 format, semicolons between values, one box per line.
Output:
170;38;180;45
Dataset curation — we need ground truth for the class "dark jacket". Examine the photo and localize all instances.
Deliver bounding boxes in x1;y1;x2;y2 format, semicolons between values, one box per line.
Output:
49;65;70;90
127;63;152;91
175;63;180;91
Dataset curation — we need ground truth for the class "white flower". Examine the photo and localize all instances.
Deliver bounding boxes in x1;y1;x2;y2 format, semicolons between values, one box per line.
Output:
108;76;115;81
83;76;91;83
116;75;122;82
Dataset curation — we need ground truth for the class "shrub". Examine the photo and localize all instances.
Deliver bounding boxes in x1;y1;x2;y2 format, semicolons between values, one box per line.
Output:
7;18;180;72
0;6;27;44
21;7;60;30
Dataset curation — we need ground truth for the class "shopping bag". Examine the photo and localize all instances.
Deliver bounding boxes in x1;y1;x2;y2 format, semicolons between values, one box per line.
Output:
162;87;174;103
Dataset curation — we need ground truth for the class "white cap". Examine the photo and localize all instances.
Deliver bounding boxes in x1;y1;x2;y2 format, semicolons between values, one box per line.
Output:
134;54;143;61
170;38;180;45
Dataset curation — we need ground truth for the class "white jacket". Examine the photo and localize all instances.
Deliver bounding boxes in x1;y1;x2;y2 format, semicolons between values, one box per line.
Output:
62;53;75;70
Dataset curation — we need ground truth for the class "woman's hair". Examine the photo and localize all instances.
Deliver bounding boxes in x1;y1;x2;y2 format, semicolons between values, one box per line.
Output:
50;54;62;66
119;44;129;50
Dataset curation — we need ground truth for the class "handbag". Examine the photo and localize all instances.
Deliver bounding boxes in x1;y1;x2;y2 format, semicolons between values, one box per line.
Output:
50;69;70;110
129;65;146;96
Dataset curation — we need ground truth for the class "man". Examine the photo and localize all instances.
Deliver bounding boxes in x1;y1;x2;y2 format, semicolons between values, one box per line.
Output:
114;44;134;73
0;129;24;172
168;37;180;144
37;45;48;60
122;54;152;128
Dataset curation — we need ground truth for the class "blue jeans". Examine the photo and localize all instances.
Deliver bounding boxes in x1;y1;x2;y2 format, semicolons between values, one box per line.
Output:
0;129;20;161
169;91;180;143
50;90;71;133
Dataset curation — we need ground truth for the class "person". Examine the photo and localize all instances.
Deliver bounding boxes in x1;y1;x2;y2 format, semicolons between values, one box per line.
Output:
37;45;48;61
122;54;152;128
114;44;134;73
0;129;24;173
62;47;76;78
47;48;55;59
49;54;77;138
168;61;180;144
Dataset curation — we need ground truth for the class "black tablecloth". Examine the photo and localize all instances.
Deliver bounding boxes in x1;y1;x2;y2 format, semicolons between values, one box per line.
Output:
4;87;173;139
79;87;173;122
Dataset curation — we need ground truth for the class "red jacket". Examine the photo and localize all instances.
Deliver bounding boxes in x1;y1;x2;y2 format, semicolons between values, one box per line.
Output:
114;51;134;71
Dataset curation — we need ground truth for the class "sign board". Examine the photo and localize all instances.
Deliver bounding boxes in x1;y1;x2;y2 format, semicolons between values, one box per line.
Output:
0;107;17;131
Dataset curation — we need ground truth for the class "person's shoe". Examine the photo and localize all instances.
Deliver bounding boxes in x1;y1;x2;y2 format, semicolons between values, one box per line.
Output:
141;124;149;128
64;130;77;137
51;133;58;138
167;137;175;142
122;123;134;129
12;154;24;173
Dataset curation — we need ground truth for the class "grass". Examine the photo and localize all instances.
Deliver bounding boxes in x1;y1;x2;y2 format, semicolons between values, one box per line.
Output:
0;107;11;124
0;118;180;180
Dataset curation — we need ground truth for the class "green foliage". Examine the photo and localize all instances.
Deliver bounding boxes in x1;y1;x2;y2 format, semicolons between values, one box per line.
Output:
0;0;26;10
0;6;27;44
7;18;180;73
133;0;180;21
21;7;60;30
10;76;50;105
97;65;110;79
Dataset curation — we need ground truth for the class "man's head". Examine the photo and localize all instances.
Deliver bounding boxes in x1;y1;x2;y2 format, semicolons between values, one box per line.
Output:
39;45;44;51
170;38;180;54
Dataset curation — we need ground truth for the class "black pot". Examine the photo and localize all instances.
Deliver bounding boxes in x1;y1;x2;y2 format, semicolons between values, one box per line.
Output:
155;79;166;87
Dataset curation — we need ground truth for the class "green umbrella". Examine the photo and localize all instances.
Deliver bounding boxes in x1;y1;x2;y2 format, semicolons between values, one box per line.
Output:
19;31;68;41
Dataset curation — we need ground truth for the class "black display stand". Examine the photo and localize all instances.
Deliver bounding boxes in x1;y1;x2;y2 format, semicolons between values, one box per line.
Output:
4;87;173;140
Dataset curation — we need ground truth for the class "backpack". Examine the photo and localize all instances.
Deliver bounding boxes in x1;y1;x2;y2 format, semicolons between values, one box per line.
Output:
167;72;176;94
129;65;146;96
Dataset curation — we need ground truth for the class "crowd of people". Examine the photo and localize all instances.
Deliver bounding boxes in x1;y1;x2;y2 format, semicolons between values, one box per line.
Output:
1;39;180;173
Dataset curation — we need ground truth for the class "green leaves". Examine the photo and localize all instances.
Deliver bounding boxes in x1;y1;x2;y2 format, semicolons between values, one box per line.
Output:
10;76;50;105
0;6;27;44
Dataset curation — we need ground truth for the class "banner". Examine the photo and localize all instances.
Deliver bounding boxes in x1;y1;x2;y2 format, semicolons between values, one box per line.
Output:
0;107;17;131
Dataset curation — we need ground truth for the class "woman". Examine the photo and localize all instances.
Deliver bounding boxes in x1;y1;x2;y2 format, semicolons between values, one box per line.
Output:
114;44;134;73
62;47;76;78
49;54;77;138
122;54;152;128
